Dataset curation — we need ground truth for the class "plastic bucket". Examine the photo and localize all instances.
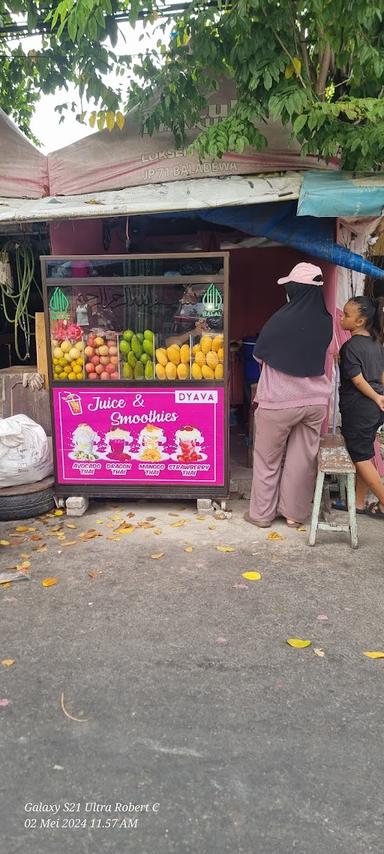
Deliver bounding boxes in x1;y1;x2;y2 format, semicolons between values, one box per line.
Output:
243;337;261;383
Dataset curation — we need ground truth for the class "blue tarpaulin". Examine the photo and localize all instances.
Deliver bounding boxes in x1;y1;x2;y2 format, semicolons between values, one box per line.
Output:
197;202;384;278
298;171;384;218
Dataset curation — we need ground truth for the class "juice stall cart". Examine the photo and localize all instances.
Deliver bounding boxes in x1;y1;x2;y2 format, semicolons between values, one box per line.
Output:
41;253;229;501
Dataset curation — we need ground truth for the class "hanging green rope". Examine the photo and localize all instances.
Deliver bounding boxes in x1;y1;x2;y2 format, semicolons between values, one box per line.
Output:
0;244;40;361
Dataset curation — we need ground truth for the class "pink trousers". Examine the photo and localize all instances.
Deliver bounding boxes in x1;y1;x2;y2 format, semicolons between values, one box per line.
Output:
249;405;326;524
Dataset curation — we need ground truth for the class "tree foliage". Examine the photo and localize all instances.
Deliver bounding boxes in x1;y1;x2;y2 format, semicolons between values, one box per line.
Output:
1;1;384;169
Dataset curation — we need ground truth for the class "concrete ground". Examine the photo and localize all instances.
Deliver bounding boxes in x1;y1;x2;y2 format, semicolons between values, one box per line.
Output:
0;496;383;854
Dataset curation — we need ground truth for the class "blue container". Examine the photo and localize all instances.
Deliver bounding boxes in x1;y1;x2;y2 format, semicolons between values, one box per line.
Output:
243;337;261;383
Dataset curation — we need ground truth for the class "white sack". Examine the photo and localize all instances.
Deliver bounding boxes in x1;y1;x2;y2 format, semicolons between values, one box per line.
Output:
0;415;52;488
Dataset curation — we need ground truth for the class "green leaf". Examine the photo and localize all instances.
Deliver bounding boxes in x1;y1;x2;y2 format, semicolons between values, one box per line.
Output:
293;114;307;134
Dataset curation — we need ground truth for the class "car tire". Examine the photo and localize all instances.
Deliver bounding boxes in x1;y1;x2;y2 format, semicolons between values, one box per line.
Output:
0;477;55;521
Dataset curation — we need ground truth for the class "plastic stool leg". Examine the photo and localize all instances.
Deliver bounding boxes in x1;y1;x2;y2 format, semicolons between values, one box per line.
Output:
347;472;358;549
309;470;325;546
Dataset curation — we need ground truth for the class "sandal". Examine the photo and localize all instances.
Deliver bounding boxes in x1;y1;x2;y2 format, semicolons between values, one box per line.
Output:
365;502;384;519
331;500;367;515
243;512;271;528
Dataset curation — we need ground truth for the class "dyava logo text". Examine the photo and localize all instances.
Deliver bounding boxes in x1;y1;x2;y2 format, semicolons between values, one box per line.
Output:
175;390;218;404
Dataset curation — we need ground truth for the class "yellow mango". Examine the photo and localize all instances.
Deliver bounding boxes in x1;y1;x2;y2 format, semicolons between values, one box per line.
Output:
177;363;189;380
215;363;224;380
206;351;218;370
180;344;190;364
212;335;224;352
218;347;224;362
155;363;166;380
192;343;201;355
167;345;180;365
194;350;206;367
165;362;177;380
191;362;202;380
202;364;214;380
155;348;168;366
201;335;213;355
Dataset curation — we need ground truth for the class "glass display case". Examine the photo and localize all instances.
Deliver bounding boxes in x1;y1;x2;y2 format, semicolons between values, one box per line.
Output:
42;253;229;498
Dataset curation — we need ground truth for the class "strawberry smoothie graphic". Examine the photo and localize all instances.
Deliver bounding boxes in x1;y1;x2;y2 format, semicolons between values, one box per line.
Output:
70;423;100;460
105;428;133;461
174;426;204;462
64;393;82;415
137;424;167;462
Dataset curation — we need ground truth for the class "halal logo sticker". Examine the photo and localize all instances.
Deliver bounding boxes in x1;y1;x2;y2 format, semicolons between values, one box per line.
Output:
202;284;223;319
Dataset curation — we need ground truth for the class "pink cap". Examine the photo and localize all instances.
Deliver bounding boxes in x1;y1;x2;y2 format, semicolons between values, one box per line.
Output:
277;262;323;286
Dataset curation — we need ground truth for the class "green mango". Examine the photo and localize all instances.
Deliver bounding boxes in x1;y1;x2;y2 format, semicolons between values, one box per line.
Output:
143;339;153;357
137;332;144;343
122;362;133;379
145;360;154;380
123;329;134;342
128;351;137;369
140;353;149;365
119;339;130;355
144;329;154;341
132;342;143;359
134;362;144;380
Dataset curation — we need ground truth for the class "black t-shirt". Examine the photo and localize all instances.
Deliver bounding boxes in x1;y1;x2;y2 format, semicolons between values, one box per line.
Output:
339;334;384;406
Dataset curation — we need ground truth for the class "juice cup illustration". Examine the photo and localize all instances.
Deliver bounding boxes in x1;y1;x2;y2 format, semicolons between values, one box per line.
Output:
105;429;133;460
175;426;204;462
64;393;82;415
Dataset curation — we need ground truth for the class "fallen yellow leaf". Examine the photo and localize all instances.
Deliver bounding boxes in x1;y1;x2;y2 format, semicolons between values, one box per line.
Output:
1;582;12;589
170;520;186;528
95;520;104;524
19;553;30;560
15;526;35;533
267;532;285;541
216;546;235;553
115;525;135;534
62;541;77;547
1;658;15;667
66;523;77;529
208;525;216;530
107;535;121;542
168;512;179;517
153;529;162;535
184;546;193;553
242;571;262;581
0;540;10;546
196;515;206;521
17;561;30;572
313;648;325;657
88;570;101;579
41;577;58;587
287;638;311;648
297;527;307;533
54;509;64;516
79;530;102;541
35;545;47;553
150;553;165;560
363;651;384;659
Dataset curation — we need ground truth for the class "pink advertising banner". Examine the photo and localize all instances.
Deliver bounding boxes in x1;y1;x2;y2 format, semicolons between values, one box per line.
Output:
52;386;225;487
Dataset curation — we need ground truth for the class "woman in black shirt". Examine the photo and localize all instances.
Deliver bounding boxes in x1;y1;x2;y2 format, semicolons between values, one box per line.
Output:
340;296;384;517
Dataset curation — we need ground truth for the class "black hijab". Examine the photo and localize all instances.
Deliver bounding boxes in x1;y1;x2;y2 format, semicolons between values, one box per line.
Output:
253;282;333;377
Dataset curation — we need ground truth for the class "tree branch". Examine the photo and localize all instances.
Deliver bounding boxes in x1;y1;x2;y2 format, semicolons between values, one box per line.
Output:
316;44;331;98
299;27;312;83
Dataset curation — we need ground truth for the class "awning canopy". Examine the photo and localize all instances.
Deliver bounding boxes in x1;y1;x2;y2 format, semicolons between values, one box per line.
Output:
0;173;302;224
298;171;384;217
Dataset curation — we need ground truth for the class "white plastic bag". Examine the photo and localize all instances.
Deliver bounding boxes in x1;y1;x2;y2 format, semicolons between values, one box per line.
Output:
0;415;53;488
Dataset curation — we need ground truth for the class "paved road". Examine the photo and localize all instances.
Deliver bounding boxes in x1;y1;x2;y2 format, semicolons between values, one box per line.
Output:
0;498;383;854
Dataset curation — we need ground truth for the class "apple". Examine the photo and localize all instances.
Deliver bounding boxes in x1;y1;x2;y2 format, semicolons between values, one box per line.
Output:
110;371;119;379
108;345;118;356
100;356;109;365
85;363;94;374
84;346;94;358
91;355;100;366
95;364;104;375
110;355;118;366
94;336;104;347
98;345;109;356
87;336;95;348
100;371;110;381
105;363;115;374
88;372;98;380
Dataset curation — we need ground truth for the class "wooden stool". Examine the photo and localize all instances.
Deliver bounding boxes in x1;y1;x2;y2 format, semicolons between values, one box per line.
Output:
308;434;358;549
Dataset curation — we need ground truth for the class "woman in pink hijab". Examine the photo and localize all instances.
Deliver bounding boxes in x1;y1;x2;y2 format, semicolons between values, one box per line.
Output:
245;262;333;528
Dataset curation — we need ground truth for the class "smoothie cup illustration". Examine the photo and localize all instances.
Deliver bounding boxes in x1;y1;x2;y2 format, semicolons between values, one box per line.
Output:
105;429;133;460
175;426;203;462
64;393;82;415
